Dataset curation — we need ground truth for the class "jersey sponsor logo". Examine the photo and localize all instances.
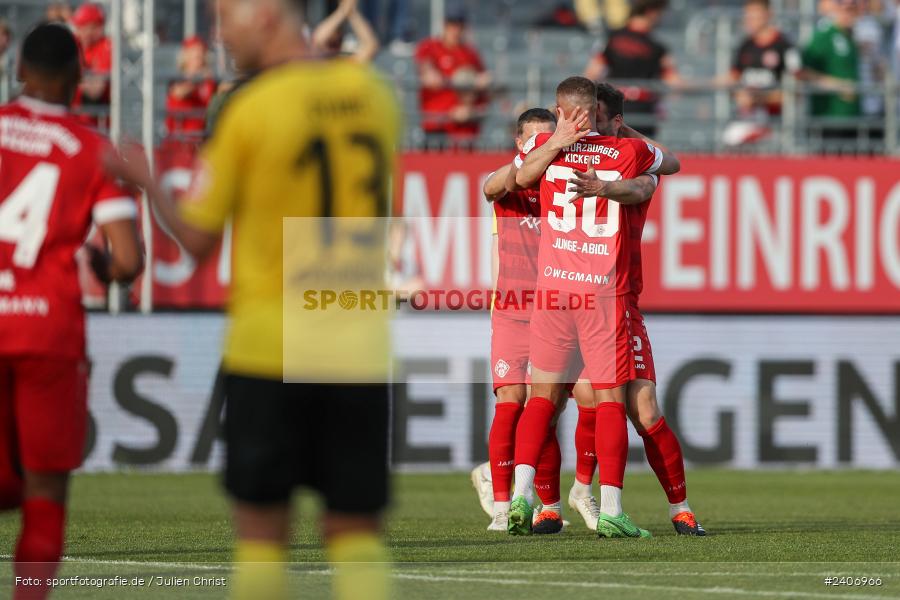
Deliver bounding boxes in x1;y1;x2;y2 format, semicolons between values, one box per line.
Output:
742;67;778;88
542;265;610;286
519;215;540;231
0;295;49;316
0;116;81;157
494;358;510;378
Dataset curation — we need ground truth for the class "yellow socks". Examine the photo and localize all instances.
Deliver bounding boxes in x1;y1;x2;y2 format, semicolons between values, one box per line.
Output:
232;540;288;600
327;532;390;600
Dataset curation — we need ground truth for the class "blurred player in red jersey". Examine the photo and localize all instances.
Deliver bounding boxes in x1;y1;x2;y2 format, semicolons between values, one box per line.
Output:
566;83;706;536
0;24;143;599
507;76;679;537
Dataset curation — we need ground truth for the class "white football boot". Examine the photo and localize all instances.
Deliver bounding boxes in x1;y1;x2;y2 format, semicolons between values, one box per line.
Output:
470;462;494;517
568;489;601;531
487;508;509;531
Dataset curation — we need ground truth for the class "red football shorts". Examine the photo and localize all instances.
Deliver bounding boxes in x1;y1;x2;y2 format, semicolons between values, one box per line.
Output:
0;356;88;473
491;314;530;391
530;292;635;390
627;293;656;383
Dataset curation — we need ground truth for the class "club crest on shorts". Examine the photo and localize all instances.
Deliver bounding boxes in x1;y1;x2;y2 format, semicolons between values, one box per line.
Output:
494;359;510;378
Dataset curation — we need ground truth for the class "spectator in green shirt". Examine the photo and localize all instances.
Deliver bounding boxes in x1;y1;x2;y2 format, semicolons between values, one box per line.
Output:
802;0;861;124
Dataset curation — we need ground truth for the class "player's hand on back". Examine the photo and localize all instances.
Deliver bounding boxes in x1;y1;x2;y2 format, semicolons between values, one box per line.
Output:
103;143;153;191
548;106;591;150
567;166;607;201
85;245;112;284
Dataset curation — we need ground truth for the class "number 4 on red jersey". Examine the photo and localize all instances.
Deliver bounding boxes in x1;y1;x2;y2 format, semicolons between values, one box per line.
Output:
0;96;138;358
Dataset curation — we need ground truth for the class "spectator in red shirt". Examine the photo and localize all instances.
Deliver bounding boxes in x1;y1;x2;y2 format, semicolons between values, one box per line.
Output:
165;36;217;139
71;3;111;126
414;9;491;149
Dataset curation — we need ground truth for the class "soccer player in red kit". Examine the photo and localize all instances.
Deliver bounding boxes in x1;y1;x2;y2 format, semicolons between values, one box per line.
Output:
473;108;566;534
0;24;143;599
567;83;706;536
508;76;679;537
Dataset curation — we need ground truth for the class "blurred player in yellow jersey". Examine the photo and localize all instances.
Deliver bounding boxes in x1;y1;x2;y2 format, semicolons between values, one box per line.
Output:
106;0;399;598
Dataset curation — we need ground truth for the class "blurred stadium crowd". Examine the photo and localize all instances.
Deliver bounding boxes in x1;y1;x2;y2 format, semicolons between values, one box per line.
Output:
0;0;898;154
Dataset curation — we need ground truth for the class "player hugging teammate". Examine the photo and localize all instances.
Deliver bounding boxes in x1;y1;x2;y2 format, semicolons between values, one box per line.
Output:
473;77;706;538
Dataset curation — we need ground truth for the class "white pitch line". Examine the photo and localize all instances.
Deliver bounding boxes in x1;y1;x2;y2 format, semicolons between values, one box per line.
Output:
0;556;229;572
391;572;895;600
1;555;894;600
424;567;897;579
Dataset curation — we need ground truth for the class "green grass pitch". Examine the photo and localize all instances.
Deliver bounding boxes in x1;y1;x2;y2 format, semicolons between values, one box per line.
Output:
2;470;899;599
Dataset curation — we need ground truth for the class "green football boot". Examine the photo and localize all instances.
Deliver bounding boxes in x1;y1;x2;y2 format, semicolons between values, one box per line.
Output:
507;496;534;536
596;512;652;539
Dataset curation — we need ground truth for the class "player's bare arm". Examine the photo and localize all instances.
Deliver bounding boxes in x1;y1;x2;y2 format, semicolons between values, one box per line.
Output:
87;219;144;284
103;146;220;259
504;161;531;193
567;169;658;205
515;106;590;189
312;0;379;63
618;123;681;175
484;163;512;202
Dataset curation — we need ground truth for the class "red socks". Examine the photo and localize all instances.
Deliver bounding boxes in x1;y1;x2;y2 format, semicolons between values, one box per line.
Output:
491;400;562;505
513;397;556;469
534;426;561;506
14;497;65;600
640;417;687;504
0;470;23;511
574;406;597;485
595;402;627;489
488;402;522;502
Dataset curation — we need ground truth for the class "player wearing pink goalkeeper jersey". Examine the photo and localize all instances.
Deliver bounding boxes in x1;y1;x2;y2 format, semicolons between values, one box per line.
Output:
507;76;679;538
